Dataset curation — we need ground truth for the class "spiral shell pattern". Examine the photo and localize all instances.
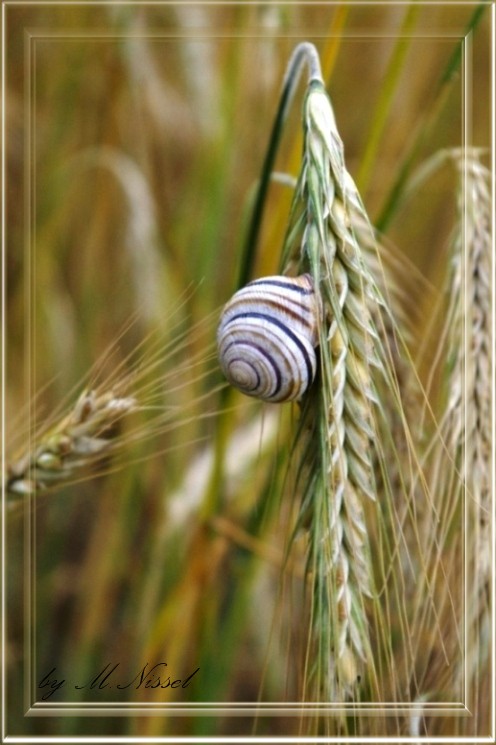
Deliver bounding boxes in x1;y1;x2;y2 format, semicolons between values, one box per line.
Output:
217;274;321;402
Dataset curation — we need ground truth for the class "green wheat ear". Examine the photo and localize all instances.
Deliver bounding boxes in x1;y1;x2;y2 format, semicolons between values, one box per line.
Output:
277;43;414;700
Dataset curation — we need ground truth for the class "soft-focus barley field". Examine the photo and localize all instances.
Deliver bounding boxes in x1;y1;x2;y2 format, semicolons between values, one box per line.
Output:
4;3;493;739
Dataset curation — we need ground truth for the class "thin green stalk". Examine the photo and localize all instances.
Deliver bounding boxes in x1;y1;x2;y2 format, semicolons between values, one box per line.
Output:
199;385;233;518
356;4;420;195
194;453;290;732
375;3;487;232
236;43;322;290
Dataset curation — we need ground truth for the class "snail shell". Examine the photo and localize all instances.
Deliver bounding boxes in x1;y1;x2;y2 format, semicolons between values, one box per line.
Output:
217;274;321;402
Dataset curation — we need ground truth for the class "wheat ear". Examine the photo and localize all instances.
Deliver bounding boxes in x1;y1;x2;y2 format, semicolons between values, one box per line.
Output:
5;311;220;503
407;152;492;722
6;387;137;500
450;154;492;713
280;46;381;697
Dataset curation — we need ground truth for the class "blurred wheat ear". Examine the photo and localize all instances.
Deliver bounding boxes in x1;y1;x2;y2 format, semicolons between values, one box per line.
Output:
5;311;221;506
456;153;492;731
408;150;492;729
6;387;137;499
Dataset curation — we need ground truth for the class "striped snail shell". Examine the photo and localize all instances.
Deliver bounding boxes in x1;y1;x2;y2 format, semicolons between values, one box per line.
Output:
217;274;321;402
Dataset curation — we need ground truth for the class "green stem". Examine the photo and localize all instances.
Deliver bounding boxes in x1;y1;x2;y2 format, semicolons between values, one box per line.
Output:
356;4;420;195
236;42;323;289
199;386;233;518
375;3;487;233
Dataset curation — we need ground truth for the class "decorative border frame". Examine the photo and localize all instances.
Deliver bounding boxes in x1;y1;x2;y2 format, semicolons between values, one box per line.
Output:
2;2;494;741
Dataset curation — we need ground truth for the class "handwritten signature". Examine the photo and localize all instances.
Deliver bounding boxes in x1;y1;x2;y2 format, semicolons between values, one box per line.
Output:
38;662;200;700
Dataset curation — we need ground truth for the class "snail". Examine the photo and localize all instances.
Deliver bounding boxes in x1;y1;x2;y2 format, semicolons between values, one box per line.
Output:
217;274;321;402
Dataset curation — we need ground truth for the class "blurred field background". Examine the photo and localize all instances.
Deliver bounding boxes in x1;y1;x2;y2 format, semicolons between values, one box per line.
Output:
4;2;492;739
